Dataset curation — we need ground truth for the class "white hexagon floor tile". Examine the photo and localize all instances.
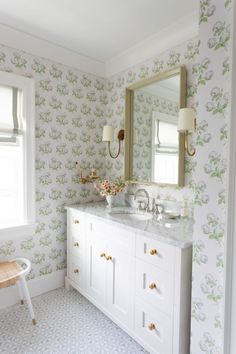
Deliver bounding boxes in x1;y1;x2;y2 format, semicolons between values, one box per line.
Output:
0;287;148;354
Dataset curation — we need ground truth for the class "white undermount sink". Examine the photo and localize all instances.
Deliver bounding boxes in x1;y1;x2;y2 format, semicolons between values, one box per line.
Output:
109;210;153;221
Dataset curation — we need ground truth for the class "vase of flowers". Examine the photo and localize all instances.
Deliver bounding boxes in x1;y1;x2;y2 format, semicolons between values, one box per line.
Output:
94;177;126;207
105;195;116;208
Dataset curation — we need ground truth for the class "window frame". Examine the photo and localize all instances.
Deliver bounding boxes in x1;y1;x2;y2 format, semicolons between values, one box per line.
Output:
151;111;179;183
0;71;35;241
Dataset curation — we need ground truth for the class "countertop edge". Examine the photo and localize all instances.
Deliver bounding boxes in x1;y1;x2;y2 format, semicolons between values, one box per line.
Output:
66;203;193;249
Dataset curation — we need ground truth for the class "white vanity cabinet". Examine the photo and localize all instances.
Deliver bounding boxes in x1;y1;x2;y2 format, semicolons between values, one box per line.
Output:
66;207;192;354
86;217;135;329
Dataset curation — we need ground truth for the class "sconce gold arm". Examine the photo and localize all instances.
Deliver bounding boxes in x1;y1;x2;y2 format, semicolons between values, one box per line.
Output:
107;129;124;159
185;133;195;157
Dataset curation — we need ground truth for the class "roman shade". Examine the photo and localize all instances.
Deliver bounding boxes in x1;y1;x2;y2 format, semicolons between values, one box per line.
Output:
155;120;178;154
0;85;20;143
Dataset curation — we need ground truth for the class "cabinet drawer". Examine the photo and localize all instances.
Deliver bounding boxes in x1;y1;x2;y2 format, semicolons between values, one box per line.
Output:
87;218;135;256
135;299;172;354
67;210;85;234
68;233;84;258
135;259;174;316
68;255;85;289
136;234;175;273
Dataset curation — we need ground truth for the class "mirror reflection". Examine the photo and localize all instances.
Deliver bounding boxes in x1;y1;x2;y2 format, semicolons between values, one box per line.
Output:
125;67;186;186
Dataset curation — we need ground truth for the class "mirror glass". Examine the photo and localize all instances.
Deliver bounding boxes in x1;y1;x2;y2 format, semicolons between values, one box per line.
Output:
125;67;186;186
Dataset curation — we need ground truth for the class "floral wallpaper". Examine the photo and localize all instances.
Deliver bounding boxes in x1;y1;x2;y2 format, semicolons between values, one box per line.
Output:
0;0;233;352
190;0;232;353
132;89;178;181
0;44;106;278
104;38;199;203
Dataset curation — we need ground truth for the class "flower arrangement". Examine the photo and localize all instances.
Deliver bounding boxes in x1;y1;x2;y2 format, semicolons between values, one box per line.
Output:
95;177;126;197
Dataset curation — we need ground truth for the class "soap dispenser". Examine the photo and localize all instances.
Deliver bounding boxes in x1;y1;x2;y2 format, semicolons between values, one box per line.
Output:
180;200;189;219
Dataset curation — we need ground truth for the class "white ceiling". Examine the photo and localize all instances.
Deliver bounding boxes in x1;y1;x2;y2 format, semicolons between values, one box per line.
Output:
0;0;198;63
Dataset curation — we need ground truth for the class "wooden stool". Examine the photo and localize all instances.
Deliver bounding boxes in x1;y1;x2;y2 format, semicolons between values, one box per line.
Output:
0;258;36;325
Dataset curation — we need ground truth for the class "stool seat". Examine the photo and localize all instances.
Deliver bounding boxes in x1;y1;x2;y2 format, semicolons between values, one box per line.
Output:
0;258;36;325
0;261;22;288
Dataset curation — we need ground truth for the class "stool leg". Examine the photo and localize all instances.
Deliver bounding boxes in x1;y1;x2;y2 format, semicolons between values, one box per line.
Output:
16;280;24;304
20;276;36;325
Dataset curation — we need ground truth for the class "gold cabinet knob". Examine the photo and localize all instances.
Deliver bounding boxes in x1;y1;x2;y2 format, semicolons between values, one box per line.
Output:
105;255;113;261
100;253;106;258
149;283;157;290
74;242;79;247
73;219;80;224
148;323;156;331
150;249;157;256
73;268;79;274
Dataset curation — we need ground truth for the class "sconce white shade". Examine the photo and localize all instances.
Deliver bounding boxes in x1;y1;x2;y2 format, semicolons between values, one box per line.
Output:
102;125;114;142
178;108;195;133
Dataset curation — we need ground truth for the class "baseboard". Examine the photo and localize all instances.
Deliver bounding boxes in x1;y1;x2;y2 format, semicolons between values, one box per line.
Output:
0;269;66;310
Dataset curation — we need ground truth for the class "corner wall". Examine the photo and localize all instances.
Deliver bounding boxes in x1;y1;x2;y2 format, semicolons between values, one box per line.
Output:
191;1;232;353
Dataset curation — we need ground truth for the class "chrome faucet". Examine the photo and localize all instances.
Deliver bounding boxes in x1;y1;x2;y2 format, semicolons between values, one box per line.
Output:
134;189;150;212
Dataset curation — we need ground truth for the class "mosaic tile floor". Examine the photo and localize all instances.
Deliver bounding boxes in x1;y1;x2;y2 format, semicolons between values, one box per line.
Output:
0;287;147;354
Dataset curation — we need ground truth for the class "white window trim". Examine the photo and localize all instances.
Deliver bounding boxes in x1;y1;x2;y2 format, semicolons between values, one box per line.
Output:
0;71;35;240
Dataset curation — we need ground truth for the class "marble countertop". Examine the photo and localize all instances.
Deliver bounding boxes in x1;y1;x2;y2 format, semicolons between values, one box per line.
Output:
66;202;193;249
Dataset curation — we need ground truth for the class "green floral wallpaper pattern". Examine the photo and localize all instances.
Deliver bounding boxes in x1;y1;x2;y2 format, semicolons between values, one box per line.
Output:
0;1;232;350
0;45;107;279
0;37;198;279
190;0;232;353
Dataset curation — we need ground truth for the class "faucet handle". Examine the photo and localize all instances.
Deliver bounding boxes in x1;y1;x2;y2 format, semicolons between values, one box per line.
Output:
155;203;164;215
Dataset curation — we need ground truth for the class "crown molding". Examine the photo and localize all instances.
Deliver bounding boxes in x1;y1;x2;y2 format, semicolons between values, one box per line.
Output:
0;23;106;77
0;12;198;79
105;12;199;77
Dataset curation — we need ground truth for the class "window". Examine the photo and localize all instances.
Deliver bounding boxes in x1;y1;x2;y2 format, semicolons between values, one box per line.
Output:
152;112;179;184
0;72;35;239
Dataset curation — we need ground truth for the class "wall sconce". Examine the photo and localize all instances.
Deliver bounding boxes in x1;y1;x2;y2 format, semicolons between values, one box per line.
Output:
102;125;124;159
177;108;196;156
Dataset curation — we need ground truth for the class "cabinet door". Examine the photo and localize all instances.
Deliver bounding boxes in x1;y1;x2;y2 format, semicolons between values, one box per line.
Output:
106;245;135;329
86;231;107;307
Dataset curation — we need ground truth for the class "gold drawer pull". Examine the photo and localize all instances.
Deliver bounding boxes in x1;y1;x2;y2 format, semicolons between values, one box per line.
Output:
105;255;112;261
73;219;80;224
149;283;157;290
73;268;79;274
148;323;156;331
100;253;106;258
74;242;79;247
150;249;157;256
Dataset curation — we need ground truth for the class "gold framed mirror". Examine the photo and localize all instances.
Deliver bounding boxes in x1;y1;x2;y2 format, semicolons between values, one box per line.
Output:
125;66;187;187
